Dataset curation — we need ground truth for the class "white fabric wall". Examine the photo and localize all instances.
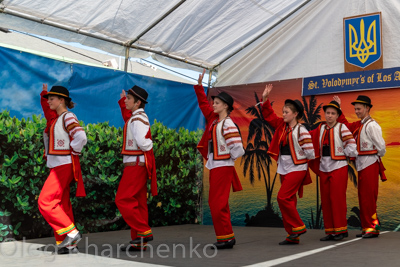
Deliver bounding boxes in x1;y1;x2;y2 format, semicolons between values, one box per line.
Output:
0;0;307;70
215;0;400;86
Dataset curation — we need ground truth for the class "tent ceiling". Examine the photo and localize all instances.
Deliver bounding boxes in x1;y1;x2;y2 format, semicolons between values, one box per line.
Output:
0;0;310;71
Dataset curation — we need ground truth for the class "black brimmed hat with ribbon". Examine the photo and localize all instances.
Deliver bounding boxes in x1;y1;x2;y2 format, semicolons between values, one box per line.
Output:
351;95;373;108
126;85;148;104
323;100;342;116
43;86;71;101
284;99;304;118
211;92;234;110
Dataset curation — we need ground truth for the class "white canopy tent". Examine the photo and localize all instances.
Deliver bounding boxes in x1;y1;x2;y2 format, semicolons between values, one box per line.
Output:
1;0;399;86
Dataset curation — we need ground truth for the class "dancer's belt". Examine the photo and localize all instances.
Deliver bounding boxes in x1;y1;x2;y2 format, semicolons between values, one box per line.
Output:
280;144;291;155
322;145;331;156
124;162;145;167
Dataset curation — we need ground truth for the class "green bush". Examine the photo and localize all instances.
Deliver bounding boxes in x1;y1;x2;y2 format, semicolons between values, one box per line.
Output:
0;110;203;240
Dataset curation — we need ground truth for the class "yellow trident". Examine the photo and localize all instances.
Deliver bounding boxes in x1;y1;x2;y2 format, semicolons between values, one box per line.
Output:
349;19;377;63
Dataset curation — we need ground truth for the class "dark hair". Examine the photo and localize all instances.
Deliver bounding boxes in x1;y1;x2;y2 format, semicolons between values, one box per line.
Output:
56;96;75;109
65;99;75;109
284;103;302;120
130;93;146;109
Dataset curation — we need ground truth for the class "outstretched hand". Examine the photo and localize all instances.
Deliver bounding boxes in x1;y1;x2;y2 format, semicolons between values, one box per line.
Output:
198;69;206;85
333;95;341;105
42;84;48;92
262;84;273;103
120;89;126;99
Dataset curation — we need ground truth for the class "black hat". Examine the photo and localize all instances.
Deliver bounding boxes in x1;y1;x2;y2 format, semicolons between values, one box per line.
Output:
323;100;342;116
351;95;373;108
211;92;234;110
284;99;304;118
126;85;148;104
43;86;71;101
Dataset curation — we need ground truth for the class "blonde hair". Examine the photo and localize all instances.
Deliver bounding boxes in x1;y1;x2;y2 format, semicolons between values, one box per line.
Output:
284;103;302;120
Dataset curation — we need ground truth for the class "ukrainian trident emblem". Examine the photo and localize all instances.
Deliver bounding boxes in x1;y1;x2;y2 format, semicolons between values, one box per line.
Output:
344;13;382;68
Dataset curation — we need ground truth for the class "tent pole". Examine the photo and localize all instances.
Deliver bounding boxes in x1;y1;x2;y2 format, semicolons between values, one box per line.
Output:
208;69;213;88
124;47;130;72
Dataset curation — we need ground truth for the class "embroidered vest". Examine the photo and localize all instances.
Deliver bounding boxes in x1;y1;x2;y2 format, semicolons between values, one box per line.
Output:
121;111;148;156
212;118;232;160
356;118;378;155
286;124;308;165
319;123;346;160
48;112;71;155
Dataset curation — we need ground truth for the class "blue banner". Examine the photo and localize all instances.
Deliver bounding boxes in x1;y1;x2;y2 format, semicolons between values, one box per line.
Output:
0;46;205;131
302;67;400;96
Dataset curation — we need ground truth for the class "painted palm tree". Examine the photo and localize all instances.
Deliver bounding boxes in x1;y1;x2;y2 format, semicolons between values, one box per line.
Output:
302;95;324;229
241;92;276;209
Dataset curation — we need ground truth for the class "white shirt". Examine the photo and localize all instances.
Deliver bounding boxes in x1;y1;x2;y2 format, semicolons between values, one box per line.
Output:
319;123;358;173
277;125;315;175
45;113;87;168
355;117;386;171
205;119;244;170
123;108;153;164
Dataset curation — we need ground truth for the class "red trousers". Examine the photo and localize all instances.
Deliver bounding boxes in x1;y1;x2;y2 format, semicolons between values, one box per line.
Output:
115;165;152;240
358;161;380;235
319;165;348;235
38;164;76;245
277;171;307;240
209;166;236;242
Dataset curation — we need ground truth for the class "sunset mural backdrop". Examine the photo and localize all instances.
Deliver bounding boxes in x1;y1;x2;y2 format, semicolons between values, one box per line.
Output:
202;78;400;232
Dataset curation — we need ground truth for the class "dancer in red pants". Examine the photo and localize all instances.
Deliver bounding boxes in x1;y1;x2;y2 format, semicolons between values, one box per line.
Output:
334;95;386;238
309;101;357;241
116;85;157;252
195;70;244;249
261;84;315;245
38;84;87;254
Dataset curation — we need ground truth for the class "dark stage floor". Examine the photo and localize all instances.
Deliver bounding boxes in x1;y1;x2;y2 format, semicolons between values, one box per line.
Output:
0;224;398;267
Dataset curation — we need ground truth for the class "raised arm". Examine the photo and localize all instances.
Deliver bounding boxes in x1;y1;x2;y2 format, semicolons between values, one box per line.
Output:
261;84;284;129
40;84;57;123
194;69;215;121
118;90;132;123
334;95;359;133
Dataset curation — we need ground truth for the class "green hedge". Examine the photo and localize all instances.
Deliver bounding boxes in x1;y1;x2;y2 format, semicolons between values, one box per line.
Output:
0;110;203;241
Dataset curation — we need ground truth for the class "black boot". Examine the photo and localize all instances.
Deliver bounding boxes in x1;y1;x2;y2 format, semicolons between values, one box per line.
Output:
211;239;236;249
57;232;82;248
130;236;153;244
363;233;379;239
121;245;147;251
320;234;335;241
279;240;298;245
53;246;79;255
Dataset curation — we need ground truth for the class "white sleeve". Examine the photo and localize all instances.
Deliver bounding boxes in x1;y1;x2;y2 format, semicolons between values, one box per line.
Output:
299;126;315;160
64;113;87;153
223;119;244;160
131;116;153;152
367;122;386;157
341;124;358;157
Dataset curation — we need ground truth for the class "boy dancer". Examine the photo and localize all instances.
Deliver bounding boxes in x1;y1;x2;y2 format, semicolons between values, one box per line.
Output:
334;95;386;238
116;85;157;251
